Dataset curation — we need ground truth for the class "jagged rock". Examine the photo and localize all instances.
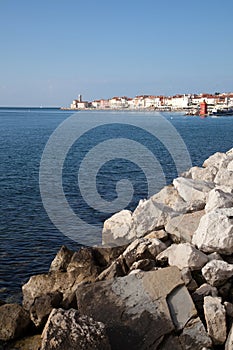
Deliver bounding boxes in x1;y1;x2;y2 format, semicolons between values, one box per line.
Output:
224;301;233;317
6;335;42;350
92;245;128;267
131;199;175;238
182;165;218;182
192;208;233;255
156;243;208;271
0;304;31;341
207;252;223;261
102;209;134;246
150;185;190;212
205;188;233;213
66;247;98;272
214;168;233;187
165;210;204;243
173;177;215;210
144;229;168;241
203;296;227;345
179;317;212;349
41;308;110;350
22;265;98;311
181;268;198;292
202;151;227;169
130;259;156;271
76;267;191;350
202;259;233;287
49;245;74;272
96;256;128;281
29;292;62;328
122;237;166;268
225;322;233;350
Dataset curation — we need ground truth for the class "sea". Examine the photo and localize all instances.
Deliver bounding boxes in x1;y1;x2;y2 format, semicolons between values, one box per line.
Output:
1;107;233;303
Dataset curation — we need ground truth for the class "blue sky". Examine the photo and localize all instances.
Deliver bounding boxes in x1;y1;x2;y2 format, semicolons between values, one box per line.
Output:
0;0;233;106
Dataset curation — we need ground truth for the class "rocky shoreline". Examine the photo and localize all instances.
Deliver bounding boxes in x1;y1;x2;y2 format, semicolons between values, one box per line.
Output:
1;148;233;349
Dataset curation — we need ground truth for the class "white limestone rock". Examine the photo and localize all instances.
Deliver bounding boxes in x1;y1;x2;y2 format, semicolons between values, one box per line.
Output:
203;296;227;345
173;177;214;210
205;188;233;213
182;165;218;182
165;210;204;243
192;208;233;255
203;151;227;169
131;198;174;238
201;259;233;287
102;209;134;245
227;159;233;171
214;168;233;187
225;322;233;350
157;243;208;271
151;185;190;213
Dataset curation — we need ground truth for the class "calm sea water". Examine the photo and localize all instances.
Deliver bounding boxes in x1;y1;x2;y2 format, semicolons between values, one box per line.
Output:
1;108;233;302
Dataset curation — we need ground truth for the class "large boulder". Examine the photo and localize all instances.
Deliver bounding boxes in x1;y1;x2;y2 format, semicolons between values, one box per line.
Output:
76;267;199;350
165;210;204;243
150;185;190;213
202;151;227;169
182;165;218;182
49;245;74;272
173;177;214;210
192;208;233;255
178;317;212;349
205;188;233;213
203;296;227;345
41;308;110;350
156;243;208;271
201;259;233;287
0;304;31;341
214;167;233;187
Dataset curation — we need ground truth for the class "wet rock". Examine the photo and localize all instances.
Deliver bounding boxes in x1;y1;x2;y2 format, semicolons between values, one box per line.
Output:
76;267;185;350
205;188;233;213
202;259;233;287
29;292;63;328
156;243;208;271
203;296;227;345
179;317;212;350
165;210;204;243
0;304;31;341
192;208;233;255
49;245;74;272
102;209;134;246
41;308;110;350
122;237;166;268
173;177;214;210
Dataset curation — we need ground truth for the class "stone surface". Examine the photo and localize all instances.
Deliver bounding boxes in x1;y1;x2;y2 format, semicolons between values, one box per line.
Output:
144;229;168;241
205;188;233;213
129;258;156;271
49;245;74;272
41;308;110;350
131;199;174;238
102;209;134;246
192;208;233;255
0;304;31;341
203;296;227;345
224;301;233;317
165;210;204;243
29;292;62;328
173;177;214;210
225;322;233;350
214;167;233;187
96;256;128;281
179;317;212;350
183;165;218;182
151;184;189;213
202;151;227;169
6;335;42;350
157;335;183;350
202;259;233;287
122;237;166;268
156;243;208;271
76;267;187;350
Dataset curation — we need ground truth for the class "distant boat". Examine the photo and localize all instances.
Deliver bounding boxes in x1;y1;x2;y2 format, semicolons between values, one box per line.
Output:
211;107;233;116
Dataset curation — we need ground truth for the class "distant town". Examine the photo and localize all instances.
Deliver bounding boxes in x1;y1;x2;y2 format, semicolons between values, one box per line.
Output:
67;92;233;116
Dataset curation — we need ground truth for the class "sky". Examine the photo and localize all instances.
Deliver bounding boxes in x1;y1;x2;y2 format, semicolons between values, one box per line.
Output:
0;0;233;106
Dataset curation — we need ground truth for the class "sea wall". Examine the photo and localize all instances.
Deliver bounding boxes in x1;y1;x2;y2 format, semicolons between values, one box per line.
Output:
1;148;233;349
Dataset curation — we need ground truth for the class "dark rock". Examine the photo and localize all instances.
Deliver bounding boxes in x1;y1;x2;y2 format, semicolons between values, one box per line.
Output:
41;308;110;350
6;334;42;350
49;245;74;272
0;304;31;341
129;258;156;271
96;256;128;281
30;292;63;328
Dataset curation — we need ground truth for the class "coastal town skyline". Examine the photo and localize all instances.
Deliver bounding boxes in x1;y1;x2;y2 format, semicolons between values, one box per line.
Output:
1;0;233;106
